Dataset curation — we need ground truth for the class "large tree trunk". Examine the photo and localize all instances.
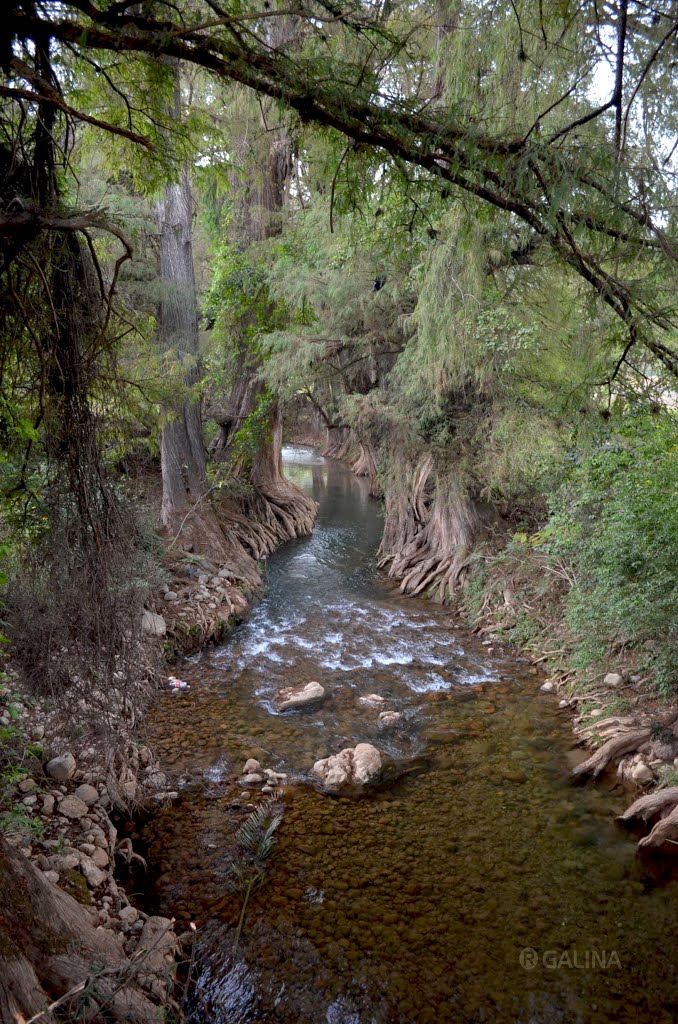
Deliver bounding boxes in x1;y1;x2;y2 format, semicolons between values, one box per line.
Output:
155;70;264;579
218;9;317;541
157;164;207;527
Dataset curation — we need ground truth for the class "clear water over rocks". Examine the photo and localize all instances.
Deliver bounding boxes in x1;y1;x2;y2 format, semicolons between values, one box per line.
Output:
144;448;678;1024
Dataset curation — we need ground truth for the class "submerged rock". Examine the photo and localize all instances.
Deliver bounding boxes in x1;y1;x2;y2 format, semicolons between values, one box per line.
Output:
359;693;387;707
276;681;325;711
378;711;403;732
313;743;382;792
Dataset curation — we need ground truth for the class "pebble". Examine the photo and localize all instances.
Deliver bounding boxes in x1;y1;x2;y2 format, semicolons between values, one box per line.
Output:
18;778;37;794
540;681;555;693
240;773;264;784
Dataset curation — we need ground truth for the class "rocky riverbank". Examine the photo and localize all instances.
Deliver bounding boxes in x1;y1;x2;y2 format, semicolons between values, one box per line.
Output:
0;537;266;1021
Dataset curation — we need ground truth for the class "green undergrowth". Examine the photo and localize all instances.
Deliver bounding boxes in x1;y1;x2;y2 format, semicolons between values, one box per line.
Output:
0;685;45;839
460;414;678;703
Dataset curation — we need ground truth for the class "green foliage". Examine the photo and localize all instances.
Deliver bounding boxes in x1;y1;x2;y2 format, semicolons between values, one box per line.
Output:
227;796;284;953
0;807;43;839
231;389;276;469
546;414;678;693
463;556;488;626
207;245;292;355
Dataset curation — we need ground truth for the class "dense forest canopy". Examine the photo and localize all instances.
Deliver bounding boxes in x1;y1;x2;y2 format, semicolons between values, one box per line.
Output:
1;0;678;697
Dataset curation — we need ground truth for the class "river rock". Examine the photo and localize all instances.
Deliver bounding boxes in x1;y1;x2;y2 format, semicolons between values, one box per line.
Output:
91;848;110;869
51;852;80;872
378;711;403;732
144;770;168;791
46;751;76;782
163;591;178;602
359;694;386;707
79;854;107;888
540;681;555;693
313;743;382;792
240;773;264;784
141;610;167;637
136;916;177;971
604;672;624;688
119;905;139;927
631;761;654;784
58;794;90;819
276;681;325;711
74;783;99;806
242;758;262;774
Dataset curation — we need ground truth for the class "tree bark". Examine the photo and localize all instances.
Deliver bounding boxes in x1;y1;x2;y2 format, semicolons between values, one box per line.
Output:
378;455;489;602
218;9;317;540
157;71;207;528
0;838;164;1023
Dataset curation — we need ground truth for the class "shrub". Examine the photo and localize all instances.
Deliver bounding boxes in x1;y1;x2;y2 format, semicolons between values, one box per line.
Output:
546;413;678;694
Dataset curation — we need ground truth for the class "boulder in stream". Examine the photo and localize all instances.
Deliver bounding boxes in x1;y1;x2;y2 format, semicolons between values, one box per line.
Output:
275;681;325;711
313;743;382;792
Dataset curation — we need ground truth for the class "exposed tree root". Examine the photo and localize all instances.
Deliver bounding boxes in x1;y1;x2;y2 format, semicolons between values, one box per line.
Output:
163;404;317;586
322;425;359;462
378;455;488;603
349;440;380;497
573;711;678;780
638;805;678;851
252;401;318;544
572;728;654;780
618;787;678;827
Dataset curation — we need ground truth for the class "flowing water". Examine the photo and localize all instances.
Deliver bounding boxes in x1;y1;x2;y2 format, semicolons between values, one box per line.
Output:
144;447;678;1024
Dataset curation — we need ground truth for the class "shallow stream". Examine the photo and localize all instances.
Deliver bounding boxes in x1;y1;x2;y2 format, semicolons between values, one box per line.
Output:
144;447;678;1023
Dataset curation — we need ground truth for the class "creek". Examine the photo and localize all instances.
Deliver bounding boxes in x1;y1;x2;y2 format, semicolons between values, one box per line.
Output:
144;447;678;1023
